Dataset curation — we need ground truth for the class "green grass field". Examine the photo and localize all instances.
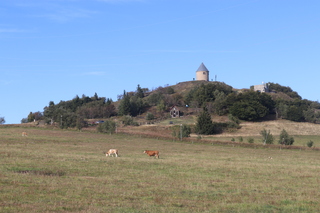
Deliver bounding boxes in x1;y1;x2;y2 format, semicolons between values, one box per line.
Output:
1;127;320;212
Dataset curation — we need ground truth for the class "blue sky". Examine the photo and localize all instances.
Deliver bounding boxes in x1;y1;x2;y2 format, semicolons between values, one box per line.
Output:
1;0;320;124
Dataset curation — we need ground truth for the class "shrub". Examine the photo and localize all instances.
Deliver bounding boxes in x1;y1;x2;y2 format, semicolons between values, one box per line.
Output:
121;115;139;126
146;113;154;120
97;120;116;134
260;129;274;145
166;87;175;94
228;114;240;124
226;121;240;129
307;140;314;148
278;129;294;145
247;138;254;143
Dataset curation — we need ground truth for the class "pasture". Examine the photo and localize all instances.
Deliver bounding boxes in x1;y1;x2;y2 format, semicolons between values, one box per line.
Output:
1;127;320;212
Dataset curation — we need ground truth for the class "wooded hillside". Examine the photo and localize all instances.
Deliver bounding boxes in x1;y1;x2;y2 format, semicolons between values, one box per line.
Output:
24;82;320;131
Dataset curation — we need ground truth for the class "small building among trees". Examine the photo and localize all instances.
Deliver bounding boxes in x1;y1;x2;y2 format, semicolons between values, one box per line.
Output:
253;82;270;93
170;106;180;118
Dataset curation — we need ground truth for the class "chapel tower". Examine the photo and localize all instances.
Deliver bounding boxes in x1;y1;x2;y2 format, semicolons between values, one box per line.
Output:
196;63;209;81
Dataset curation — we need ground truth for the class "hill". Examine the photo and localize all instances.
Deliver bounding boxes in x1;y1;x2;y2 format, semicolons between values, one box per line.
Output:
22;80;320;143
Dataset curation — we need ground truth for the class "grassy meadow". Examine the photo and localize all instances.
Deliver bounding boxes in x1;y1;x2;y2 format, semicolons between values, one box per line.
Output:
1;127;320;212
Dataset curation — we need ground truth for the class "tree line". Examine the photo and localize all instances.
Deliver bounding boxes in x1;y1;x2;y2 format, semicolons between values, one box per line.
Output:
21;82;320;132
184;82;320;123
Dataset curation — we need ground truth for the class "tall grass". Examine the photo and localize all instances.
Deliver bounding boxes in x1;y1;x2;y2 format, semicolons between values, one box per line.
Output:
1;127;320;212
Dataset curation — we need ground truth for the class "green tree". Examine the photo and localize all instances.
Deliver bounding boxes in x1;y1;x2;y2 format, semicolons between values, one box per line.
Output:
129;96;144;116
147;92;163;106
165;87;175;94
60;112;77;129
275;101;288;119
118;91;131;116
226;91;274;121
278;129;294;145
27;112;35;122
229;101;268;121
213;90;228;115
286;105;305;122
135;84;144;98
21;118;28;123
185;82;233;107
303;107;320;124
195;109;214;135
93;92;99;101
76;116;87;131
268;82;301;99
157;99;166;113
260;129;274;145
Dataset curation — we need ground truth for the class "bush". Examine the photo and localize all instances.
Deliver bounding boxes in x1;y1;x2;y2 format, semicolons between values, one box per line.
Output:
228;114;240;125
260;129;274;145
247;138;254;143
226;121;240;129
121;115;139;126
278;129;294;145
146;113;154;120
307;140;314;148
97;120;116;134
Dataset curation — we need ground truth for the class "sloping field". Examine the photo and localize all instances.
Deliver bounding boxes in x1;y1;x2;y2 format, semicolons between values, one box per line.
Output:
117;117;320;147
217;119;320;137
1;127;320;212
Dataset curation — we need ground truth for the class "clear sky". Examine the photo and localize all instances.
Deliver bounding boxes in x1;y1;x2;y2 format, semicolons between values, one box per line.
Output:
1;0;320;124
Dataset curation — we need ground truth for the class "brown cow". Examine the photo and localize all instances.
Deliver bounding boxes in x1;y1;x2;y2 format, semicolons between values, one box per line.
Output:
143;150;159;159
105;149;118;157
22;132;28;136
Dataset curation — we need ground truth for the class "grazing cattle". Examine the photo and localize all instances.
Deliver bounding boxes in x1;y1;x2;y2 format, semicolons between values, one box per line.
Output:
22;132;28;136
143;150;159;159
105;149;118;157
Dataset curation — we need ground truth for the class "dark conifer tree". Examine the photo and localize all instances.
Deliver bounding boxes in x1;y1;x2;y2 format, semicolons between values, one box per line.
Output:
195;108;214;135
118;91;131;116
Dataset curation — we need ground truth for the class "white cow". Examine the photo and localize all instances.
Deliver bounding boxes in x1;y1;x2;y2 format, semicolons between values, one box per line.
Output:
105;149;118;157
